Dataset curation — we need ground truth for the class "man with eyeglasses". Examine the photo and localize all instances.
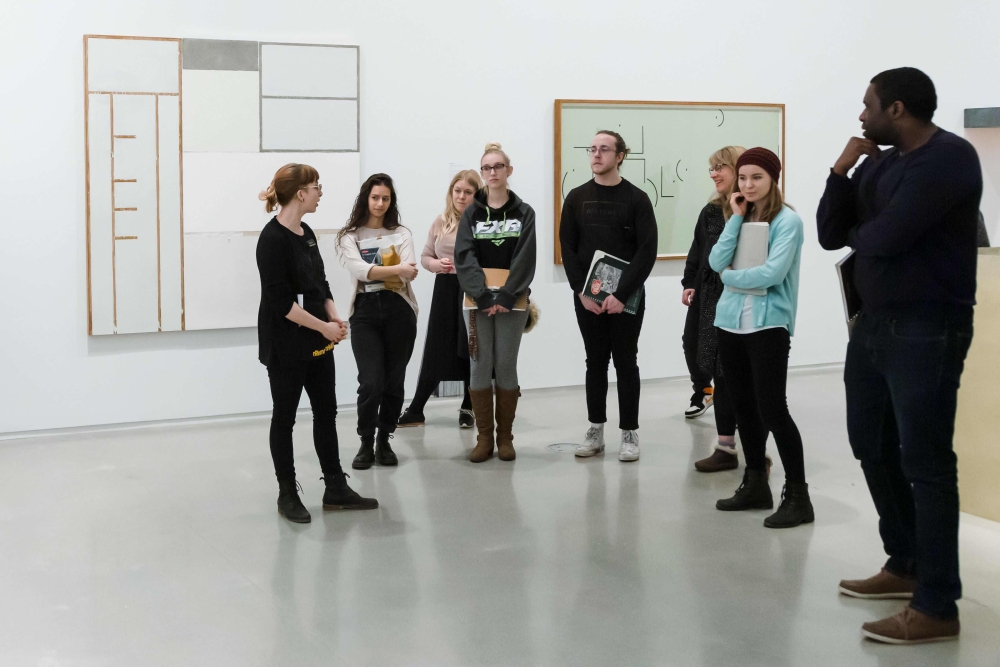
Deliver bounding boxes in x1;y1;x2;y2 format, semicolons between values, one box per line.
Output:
559;130;658;462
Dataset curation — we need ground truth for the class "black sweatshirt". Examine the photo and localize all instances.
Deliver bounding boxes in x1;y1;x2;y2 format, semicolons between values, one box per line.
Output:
559;178;658;301
816;129;982;311
455;189;537;310
256;218;334;366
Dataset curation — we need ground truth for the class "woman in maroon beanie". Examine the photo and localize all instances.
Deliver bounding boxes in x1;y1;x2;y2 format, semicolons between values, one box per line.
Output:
707;147;812;529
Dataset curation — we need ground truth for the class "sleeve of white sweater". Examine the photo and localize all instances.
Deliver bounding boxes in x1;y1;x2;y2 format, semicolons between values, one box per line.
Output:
338;231;374;282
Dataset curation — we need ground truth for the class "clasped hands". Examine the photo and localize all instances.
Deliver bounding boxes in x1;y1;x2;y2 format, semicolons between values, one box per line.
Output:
578;292;625;315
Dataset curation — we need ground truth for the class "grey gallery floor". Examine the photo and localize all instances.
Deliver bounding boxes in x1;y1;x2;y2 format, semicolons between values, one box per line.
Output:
2;367;999;666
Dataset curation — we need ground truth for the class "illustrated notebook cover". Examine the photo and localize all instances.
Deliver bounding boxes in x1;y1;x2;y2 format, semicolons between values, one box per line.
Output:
582;251;642;315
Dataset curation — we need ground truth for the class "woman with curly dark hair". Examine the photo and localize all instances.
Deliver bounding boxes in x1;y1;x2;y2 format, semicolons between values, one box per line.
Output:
337;174;419;469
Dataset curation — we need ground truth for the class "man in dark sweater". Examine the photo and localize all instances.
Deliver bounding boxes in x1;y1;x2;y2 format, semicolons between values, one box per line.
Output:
560;130;657;462
816;68;983;645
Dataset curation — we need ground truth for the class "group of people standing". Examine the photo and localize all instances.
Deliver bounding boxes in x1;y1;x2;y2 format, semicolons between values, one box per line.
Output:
254;140;539;523
253;66;984;646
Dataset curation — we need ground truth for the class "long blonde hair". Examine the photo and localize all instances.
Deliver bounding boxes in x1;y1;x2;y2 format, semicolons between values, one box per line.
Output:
707;146;745;219
441;169;483;236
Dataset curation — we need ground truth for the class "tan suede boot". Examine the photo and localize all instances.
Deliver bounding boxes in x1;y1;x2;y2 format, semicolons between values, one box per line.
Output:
468;387;495;463
494;387;520;461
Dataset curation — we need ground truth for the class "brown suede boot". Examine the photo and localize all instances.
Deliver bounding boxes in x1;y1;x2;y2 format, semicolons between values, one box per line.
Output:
468;387;495;463
494;387;520;461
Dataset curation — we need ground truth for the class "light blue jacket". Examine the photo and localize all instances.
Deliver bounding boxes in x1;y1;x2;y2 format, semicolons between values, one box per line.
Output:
708;205;803;336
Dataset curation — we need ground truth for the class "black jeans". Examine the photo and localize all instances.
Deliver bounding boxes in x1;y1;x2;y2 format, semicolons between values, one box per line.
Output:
845;306;973;620
683;292;713;392
574;297;644;431
717;328;805;483
350;291;417;435
266;352;342;482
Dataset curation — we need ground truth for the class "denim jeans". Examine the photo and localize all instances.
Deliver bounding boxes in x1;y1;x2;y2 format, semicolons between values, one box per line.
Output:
844;304;974;619
349;291;417;435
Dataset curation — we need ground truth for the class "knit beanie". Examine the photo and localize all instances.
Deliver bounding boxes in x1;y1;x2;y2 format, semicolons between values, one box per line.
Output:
735;147;781;183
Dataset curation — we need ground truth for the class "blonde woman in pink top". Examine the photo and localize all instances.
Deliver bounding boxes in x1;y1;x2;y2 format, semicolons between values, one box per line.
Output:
398;170;482;429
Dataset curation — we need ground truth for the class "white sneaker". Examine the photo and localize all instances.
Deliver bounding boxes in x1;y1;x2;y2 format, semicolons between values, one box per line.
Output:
575;425;605;457
619;430;640;462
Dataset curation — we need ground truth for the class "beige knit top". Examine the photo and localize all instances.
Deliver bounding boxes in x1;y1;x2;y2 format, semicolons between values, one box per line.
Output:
421;216;458;273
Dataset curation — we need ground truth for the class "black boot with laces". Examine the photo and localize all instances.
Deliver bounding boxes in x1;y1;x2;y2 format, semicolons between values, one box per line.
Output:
352;430;375;470
322;472;379;511
716;468;773;511
764;482;815;528
375;430;399;466
277;480;311;523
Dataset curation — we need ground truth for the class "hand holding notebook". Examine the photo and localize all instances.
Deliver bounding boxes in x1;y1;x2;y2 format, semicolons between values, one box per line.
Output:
726;222;769;297
464;268;528;311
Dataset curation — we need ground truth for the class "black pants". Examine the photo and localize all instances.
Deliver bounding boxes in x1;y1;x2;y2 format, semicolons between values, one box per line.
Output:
717;328;805;483
713;373;737;438
683;293;713;392
410;376;472;414
845;306;973;620
266;352;342;482
574;297;644;431
350;291;417;435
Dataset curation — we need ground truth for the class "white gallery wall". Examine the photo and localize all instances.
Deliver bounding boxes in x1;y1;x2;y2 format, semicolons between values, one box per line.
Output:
2;0;999;434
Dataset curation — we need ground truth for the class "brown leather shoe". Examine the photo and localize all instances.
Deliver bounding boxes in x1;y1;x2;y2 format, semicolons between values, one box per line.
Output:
695;448;739;472
839;568;917;600
861;607;959;645
494;387;520;461
468;387;495;463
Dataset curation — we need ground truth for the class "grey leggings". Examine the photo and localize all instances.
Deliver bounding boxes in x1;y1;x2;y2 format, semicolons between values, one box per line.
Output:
464;309;529;390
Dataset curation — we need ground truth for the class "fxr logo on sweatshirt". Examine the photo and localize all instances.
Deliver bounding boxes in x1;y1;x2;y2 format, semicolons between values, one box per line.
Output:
474;219;522;246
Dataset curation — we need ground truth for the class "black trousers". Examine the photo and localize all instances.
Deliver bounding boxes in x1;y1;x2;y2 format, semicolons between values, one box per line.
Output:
410;375;472;414
845;306;973;620
574;297;644;431
683;292;713;392
350;291;417;435
713;373;737;438
266;352;342;482
717;328;805;483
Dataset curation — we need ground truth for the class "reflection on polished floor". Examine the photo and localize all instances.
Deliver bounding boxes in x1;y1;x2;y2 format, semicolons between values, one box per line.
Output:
2;367;999;666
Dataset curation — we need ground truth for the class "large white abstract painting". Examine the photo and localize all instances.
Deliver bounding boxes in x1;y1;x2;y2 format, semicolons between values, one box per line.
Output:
84;35;361;334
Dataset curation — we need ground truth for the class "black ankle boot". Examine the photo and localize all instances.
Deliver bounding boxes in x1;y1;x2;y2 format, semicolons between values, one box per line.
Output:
277;480;311;523
352;431;375;470
764;482;815;528
375;430;398;466
322;472;379;510
716;469;773;511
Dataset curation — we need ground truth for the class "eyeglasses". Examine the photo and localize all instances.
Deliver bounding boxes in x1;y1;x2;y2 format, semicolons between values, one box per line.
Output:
305;184;323;192
586;146;617;156
481;163;508;174
708;165;726;175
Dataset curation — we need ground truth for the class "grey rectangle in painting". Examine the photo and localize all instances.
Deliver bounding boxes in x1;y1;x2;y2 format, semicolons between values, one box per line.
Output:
965;108;1000;128
182;39;258;71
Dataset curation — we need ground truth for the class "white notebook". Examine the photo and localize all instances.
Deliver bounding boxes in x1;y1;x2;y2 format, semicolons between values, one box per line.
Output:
727;222;769;297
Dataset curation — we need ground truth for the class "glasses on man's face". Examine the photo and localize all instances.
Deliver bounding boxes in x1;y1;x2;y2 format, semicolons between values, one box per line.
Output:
586;146;616;156
708;165;726;175
481;164;507;174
